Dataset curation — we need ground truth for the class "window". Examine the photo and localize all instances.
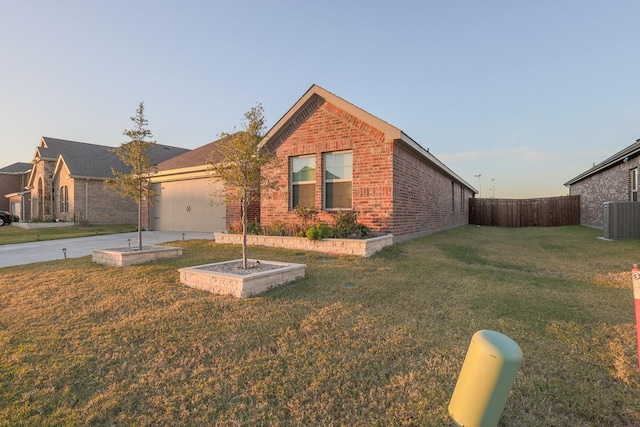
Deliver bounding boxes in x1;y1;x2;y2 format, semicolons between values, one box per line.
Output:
451;182;455;212
60;185;69;213
291;156;316;208
633;169;638;202
460;187;465;212
324;151;352;209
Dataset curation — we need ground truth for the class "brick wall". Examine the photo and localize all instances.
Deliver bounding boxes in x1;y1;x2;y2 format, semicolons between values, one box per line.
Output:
392;143;470;239
261;98;469;238
72;179;138;224
0;173;27;211
569;156;639;228
30;160;57;220
260;98;395;234
224;200;260;231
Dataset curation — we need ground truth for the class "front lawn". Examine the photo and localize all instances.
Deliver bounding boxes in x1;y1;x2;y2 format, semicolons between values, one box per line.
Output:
0;224;137;245
0;226;638;425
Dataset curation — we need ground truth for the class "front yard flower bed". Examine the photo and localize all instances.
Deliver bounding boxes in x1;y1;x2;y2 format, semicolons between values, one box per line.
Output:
214;233;394;257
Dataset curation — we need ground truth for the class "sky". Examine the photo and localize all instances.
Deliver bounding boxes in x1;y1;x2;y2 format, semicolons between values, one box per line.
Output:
1;1;639;198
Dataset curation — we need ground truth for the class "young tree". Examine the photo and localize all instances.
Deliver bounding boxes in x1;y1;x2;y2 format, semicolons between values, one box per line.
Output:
105;102;157;250
208;103;279;269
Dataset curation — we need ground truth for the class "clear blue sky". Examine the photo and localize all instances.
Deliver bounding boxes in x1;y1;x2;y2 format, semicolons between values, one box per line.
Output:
2;1;639;198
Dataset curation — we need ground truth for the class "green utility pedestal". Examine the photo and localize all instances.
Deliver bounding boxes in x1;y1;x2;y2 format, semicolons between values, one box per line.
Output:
448;330;522;427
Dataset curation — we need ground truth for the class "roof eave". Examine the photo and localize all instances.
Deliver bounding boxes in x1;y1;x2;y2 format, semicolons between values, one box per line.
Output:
398;132;478;193
564;139;640;186
259;84;403;150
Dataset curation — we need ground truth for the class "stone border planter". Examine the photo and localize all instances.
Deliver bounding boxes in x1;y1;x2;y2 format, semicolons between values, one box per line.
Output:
179;259;306;298
92;246;183;267
214;233;394;257
12;222;75;229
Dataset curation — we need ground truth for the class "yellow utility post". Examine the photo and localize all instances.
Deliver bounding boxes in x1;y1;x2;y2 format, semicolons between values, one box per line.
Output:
449;330;522;427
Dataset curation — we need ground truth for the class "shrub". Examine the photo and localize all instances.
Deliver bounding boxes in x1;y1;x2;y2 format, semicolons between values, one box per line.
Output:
246;221;262;235
294;205;318;230
227;220;262;235
261;221;290;236
227;220;243;234
306;222;333;241
332;211;371;239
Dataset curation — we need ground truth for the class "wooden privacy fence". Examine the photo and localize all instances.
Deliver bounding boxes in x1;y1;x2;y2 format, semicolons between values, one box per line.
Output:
469;196;580;227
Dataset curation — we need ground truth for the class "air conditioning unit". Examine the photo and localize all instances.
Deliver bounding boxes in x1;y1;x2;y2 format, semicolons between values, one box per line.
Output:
603;201;640;239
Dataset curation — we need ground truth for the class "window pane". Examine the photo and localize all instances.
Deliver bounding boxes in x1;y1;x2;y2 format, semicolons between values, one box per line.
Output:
325;152;352;180
326;182;352;209
293;183;315;208
292;157;315;183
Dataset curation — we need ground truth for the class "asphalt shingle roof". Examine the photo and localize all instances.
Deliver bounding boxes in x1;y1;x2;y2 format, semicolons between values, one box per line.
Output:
39;137;190;178
156;135;230;171
564;139;640;186
0;162;31;174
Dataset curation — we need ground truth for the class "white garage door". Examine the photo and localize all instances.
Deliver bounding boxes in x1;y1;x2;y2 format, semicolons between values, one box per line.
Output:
152;178;226;232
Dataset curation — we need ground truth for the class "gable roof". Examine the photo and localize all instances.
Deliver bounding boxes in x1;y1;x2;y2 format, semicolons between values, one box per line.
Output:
28;137;190;185
0;162;31;174
564;138;640;186
260;84;477;193
156;135;229;172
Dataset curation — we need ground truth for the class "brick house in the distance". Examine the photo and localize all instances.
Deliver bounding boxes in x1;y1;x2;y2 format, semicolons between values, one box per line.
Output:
26;137;189;224
1;162;32;221
259;84;477;241
565;138;640;228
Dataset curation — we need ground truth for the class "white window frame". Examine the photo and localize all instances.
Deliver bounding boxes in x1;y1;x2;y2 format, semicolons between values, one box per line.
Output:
323;151;353;210
290;155;316;209
632;168;638;202
60;185;69;213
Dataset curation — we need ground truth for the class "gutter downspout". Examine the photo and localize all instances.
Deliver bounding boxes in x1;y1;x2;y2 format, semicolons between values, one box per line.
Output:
86;178;89;222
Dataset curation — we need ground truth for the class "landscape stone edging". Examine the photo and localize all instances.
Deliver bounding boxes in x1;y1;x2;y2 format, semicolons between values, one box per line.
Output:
92;246;183;267
214;233;394;257
179;259;306;298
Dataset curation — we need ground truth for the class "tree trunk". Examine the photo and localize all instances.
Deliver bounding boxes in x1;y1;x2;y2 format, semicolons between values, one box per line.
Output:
137;181;143;250
242;193;248;269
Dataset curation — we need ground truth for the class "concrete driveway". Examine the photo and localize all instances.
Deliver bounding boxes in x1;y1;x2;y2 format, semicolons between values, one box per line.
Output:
0;230;214;268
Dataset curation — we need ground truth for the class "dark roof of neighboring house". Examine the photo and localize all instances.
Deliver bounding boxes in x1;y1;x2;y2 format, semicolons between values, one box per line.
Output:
0;162;31;174
156;135;230;171
564;138;640;186
36;137;190;179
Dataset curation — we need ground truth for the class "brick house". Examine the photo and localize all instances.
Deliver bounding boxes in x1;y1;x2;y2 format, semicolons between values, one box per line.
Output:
147;135;257;232
259;85;477;241
27;137;189;224
1;162;32;220
565;138;640;228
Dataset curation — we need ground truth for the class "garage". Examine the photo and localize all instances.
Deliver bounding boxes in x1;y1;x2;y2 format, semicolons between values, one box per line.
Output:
151;178;226;232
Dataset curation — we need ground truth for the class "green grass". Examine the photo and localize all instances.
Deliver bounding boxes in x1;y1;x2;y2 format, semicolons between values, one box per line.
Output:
0;224;137;245
0;225;639;425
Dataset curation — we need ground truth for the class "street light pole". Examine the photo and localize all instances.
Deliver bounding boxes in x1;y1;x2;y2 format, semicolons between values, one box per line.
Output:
474;174;482;198
491;178;495;198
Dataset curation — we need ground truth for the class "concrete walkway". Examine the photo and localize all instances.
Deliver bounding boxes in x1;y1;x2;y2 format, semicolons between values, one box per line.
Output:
0;230;214;268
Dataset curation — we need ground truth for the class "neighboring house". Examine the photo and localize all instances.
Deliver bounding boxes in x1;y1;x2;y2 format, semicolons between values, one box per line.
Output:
27;137;190;224
147;137;239;232
1;162;32;220
259;84;477;241
564;138;640;228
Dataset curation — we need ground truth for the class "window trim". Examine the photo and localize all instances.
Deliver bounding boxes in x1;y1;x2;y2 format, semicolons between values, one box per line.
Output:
323;150;353;210
60;185;69;213
632;168;638;201
290;155;316;209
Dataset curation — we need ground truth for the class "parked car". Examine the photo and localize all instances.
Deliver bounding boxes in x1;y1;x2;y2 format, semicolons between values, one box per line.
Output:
0;211;18;226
